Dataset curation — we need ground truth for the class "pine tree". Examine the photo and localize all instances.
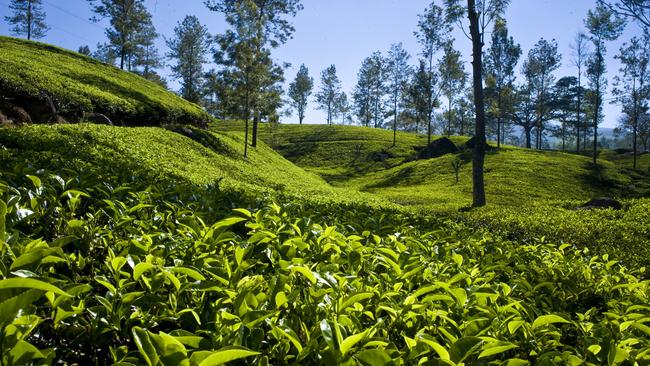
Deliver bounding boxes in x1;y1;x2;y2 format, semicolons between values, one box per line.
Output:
585;4;625;164
386;43;411;145
484;18;521;148
166;16;211;104
438;40;467;137
416;2;449;144
208;0;302;149
288;64;314;125
316;65;342;125
522;38;561;150
612;36;650;169
5;0;49;40
88;0;152;70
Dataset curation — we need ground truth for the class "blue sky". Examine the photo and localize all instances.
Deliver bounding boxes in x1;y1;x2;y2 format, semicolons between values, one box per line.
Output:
0;0;645;128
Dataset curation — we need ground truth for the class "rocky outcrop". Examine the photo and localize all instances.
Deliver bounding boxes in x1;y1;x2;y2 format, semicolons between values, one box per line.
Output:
417;137;459;160
579;197;623;210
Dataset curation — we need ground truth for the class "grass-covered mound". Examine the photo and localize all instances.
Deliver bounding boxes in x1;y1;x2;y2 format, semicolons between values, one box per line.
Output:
0;36;210;126
0;164;648;365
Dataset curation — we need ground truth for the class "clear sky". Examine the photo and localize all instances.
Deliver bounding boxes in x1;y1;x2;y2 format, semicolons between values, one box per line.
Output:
0;0;645;128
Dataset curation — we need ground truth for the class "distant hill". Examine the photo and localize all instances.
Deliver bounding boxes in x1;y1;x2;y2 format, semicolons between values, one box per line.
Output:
0;36;210;127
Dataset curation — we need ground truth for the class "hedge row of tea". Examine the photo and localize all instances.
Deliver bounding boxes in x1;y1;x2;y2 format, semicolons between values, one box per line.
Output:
0;37;210;126
1;164;649;365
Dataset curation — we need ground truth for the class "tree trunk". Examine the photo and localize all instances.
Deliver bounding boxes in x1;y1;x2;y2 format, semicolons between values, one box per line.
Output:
252;113;259;148
525;127;532;149
468;0;486;207
633;115;638;169
593;77;600;165
576;73;582;153
393;95;398;146
496;89;501;148
27;0;32;40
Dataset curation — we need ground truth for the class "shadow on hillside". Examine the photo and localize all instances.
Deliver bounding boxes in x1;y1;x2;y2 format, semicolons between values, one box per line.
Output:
366;166;416;189
170;127;238;158
576;162;621;193
62;72;168;125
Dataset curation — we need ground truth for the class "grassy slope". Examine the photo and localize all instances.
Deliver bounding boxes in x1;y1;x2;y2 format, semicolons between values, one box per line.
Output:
0;124;377;205
0;36;209;126
213;121;649;266
214;121;631;210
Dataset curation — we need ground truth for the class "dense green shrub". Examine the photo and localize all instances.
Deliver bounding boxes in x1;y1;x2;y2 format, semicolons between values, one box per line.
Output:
1;166;648;365
0;36;210;126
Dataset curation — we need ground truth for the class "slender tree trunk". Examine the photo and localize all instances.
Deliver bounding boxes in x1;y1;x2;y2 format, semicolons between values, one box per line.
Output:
576;73;582;153
468;0;486;207
593;76;600;165
633;114;638;169
27;0;32;40
447;97;452;136
252;113;259;147
393;94;398;146
496;88;501;148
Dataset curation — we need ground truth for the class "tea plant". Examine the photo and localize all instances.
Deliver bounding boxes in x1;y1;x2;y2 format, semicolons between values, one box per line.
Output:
1;166;648;365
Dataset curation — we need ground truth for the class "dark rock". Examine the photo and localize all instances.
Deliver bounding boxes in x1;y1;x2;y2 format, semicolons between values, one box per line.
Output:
579;197;623;210
464;136;495;151
0;101;31;124
52;115;67;124
24;94;57;123
370;149;394;162
614;148;632;154
417;137;458;160
85;112;113;125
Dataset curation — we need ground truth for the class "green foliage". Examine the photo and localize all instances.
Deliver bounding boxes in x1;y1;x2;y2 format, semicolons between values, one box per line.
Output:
0;36;210;126
0;165;648;365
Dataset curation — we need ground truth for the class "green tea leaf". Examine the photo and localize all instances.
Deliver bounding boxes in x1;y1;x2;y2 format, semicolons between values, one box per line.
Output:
197;347;260;366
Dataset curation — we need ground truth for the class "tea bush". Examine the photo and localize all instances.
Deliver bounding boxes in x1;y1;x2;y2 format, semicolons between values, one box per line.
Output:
1;166;648;365
0;36;210;126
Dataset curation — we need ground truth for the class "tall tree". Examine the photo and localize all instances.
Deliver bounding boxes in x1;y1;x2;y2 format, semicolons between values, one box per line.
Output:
612;36;650;169
522;38;561;150
416;2;450;144
133;21;164;84
444;0;511;207
166;16;211;104
510;82;537;148
550;76;580;151
88;0;152;70
353;53;386;128
570;32;591;153
5;0;48;40
207;0;302;148
438;40;467;136
598;0;649;32
484;18;521;148
387;43;411;145
585;4;625;164
316;65;342;125
335;92;352;125
93;42;118;65
288;64;314;125
406;60;432;134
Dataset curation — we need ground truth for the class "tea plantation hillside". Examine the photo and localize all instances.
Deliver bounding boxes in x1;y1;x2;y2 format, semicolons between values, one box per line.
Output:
214;122;649;266
212;121;632;208
0;124;387;206
0;37;210;126
1;122;649;365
